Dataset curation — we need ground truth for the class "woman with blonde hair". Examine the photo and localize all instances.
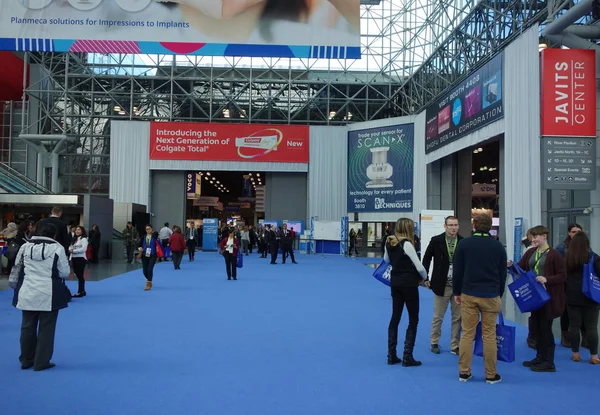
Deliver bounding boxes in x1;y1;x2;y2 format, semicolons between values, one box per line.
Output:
385;218;428;367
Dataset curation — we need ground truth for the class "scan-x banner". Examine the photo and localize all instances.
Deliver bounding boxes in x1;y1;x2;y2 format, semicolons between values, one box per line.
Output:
425;53;504;154
0;1;360;59
347;124;414;213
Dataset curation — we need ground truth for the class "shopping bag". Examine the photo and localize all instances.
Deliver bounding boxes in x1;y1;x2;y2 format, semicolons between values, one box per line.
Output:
508;264;550;313
372;260;391;286
8;253;24;289
473;312;516;363
155;241;164;258
582;254;600;304
164;246;172;259
236;250;243;268
85;245;93;260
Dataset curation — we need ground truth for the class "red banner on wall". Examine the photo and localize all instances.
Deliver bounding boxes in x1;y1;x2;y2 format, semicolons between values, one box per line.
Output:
149;122;309;162
541;49;596;137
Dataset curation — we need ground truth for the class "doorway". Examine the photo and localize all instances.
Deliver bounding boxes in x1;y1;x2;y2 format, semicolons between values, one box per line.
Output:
548;212;591;248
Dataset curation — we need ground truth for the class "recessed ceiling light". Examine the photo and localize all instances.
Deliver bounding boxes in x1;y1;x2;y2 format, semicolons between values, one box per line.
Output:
206;172;211;176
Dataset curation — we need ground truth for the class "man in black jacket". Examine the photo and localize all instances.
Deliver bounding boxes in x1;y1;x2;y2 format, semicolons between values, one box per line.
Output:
423;216;463;355
280;223;297;264
36;206;70;256
453;214;507;385
266;225;280;264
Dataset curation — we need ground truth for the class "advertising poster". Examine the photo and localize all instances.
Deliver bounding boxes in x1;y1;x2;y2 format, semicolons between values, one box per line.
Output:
425;53;504;154
347;124;414;213
150;122;309;163
541;49;596;137
283;220;304;236
0;0;360;58
202;218;219;251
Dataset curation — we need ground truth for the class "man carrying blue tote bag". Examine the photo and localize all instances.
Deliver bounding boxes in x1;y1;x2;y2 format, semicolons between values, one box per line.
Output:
474;312;516;363
508;264;550;313
582;255;600;303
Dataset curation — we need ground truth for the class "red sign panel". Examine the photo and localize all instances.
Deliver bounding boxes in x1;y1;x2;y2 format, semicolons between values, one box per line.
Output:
541;49;596;137
150;122;309;162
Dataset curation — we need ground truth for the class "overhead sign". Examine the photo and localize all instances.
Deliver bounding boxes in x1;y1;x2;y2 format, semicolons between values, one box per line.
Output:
425;53;504;154
150;122;309;163
541;49;596;137
541;138;597;190
0;1;360;58
347;124;414;213
472;183;497;196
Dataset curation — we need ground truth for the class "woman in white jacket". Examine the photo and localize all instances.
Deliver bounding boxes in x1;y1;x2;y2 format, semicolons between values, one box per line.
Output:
11;222;70;371
69;226;89;298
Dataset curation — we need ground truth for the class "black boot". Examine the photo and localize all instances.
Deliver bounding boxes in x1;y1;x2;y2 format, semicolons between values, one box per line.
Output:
387;328;401;365
402;328;422;367
531;344;556;372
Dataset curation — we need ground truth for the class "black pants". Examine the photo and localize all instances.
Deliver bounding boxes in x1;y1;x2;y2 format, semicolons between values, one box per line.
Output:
282;245;295;263
561;307;587;334
349;242;358;255
142;256;157;281
172;251;183;269
125;244;135;262
224;252;237;279
531;310;555;364
20;310;59;370
270;243;279;263
389;286;420;333
92;245;99;263
567;304;599;355
186;240;196;260
72;257;87;293
161;239;170;261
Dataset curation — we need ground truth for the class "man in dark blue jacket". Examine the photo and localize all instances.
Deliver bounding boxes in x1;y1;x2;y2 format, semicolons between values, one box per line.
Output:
452;214;507;385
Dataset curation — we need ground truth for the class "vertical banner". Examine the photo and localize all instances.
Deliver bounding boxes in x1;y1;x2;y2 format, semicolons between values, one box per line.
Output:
202;218;219;252
340;216;349;256
186;173;195;200
347;123;414;213
513;218;524;263
195;173;201;198
310;216;316;255
541;49;596;137
242;175;253;197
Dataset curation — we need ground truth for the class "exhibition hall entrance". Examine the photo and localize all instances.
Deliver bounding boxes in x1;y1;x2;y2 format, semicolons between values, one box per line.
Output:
185;171;266;227
470;138;501;238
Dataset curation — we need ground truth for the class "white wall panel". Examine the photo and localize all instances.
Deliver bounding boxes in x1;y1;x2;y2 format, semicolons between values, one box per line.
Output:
109;121;150;206
503;25;542;261
308;126;348;221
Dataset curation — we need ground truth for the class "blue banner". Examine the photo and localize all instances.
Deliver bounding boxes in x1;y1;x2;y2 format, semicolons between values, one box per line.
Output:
514;217;524;263
425;53;504;154
347;124;414;213
340;216;349;255
202;218;219;251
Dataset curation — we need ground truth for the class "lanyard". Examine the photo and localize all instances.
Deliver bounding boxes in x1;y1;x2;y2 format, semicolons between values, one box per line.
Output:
534;248;549;275
445;236;457;263
472;233;490;237
146;235;151;244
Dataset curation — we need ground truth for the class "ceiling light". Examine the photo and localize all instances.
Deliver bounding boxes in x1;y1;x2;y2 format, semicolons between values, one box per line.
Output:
478;148;483;152
473;149;479;154
256;173;260;177
472;173;475;176
216;181;220;184
249;173;252;176
114;106;121;111
206;172;211;176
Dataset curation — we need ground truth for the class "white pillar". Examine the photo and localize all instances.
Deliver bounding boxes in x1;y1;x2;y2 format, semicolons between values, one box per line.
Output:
51;152;59;193
36;152;44;186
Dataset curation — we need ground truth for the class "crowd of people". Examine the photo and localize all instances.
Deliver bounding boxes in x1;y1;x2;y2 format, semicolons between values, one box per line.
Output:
383;215;599;385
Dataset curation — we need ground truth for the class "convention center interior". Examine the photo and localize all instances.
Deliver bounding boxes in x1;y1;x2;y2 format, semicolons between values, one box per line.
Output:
0;0;599;413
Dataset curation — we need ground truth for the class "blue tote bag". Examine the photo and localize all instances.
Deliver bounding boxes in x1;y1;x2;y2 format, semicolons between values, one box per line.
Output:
372;260;391;287
582;254;600;304
474;312;516;363
236;250;244;268
508;264;550;313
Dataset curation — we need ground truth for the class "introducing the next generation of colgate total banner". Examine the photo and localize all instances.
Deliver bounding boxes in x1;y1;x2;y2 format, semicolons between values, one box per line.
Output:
149;122;309;163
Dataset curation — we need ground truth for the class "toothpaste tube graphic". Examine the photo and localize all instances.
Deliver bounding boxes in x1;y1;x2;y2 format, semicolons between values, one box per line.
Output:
235;135;278;150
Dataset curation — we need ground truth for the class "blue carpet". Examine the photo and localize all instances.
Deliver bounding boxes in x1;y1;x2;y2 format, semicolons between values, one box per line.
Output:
0;253;598;415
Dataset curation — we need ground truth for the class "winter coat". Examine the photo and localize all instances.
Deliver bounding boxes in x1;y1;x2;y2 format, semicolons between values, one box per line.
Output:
12;236;70;312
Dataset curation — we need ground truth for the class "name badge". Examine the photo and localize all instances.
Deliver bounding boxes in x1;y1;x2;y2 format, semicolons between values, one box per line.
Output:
145;248;151;257
447;264;453;280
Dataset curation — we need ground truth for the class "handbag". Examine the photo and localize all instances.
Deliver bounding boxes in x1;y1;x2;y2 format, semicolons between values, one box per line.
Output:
508;264;550;313
236;250;244;268
8;252;24;289
4;240;20;262
582;254;600;304
372;260;392;287
473;312;516;363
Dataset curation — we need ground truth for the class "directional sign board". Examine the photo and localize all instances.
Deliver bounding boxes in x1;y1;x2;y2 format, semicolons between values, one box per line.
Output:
542;138;596;190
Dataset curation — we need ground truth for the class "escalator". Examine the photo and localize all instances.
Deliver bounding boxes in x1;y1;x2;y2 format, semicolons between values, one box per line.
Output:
0;162;54;194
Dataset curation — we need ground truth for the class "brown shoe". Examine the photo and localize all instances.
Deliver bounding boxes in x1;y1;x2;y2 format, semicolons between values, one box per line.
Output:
144;281;153;291
572;352;581;362
590;356;600;365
